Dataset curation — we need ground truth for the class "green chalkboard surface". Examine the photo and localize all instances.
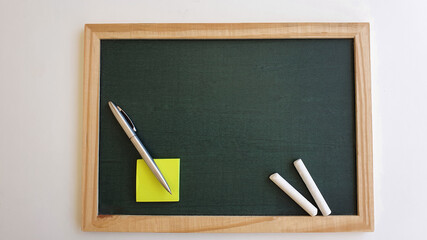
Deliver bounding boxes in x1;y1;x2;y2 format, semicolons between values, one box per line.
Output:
98;39;356;216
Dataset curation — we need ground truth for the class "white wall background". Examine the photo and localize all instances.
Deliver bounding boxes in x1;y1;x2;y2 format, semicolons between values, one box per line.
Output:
1;0;426;239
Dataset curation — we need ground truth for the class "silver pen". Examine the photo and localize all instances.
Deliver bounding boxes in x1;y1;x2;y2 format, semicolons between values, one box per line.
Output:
108;101;172;194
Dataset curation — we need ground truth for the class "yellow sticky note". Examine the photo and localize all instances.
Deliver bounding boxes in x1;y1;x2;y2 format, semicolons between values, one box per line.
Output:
136;158;180;202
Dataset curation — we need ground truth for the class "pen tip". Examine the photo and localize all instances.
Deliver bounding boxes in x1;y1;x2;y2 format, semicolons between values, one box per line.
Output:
160;178;172;194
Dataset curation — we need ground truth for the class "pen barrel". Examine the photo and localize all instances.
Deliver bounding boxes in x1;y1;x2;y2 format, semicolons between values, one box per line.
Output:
130;136;171;192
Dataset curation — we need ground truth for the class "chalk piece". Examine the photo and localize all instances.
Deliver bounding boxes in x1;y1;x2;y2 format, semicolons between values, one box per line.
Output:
294;159;331;216
136;158;180;202
269;173;318;216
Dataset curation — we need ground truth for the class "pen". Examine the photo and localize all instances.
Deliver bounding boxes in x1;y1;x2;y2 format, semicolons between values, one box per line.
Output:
108;101;172;194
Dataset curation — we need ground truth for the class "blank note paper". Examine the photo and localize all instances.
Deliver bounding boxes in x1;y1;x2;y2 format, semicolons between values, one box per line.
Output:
136;158;180;202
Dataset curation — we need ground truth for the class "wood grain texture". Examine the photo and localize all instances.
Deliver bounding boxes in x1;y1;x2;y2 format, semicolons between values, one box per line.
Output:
354;23;374;231
82;23;373;232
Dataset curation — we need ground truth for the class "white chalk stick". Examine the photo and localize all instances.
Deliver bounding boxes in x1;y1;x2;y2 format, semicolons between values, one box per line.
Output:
294;159;331;216
269;173;318;216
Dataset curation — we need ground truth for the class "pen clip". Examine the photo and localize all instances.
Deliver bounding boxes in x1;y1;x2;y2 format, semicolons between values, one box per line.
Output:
116;105;137;132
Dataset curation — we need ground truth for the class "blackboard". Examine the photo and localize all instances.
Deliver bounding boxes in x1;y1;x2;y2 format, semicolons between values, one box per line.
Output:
82;23;373;232
98;39;356;215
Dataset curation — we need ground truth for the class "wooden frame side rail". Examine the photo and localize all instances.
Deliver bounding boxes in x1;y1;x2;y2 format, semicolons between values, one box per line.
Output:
82;23;373;232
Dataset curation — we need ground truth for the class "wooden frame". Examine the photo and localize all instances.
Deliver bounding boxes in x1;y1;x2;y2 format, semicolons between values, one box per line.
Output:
82;23;373;232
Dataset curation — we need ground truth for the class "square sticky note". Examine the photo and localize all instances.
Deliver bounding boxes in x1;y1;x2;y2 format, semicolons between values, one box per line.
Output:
136;158;180;202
